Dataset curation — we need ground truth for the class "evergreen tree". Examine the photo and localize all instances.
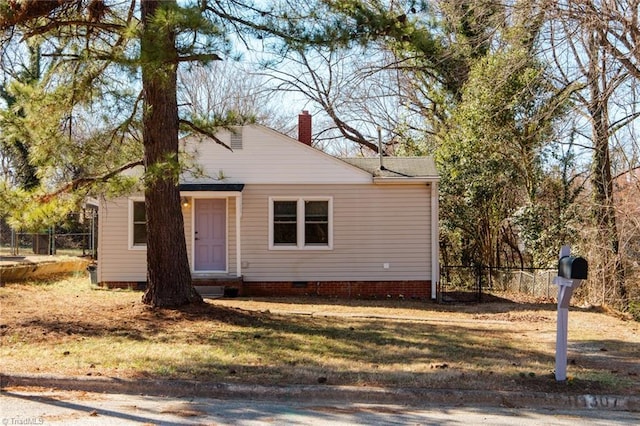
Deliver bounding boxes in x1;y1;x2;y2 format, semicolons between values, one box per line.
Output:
1;44;41;190
0;0;391;307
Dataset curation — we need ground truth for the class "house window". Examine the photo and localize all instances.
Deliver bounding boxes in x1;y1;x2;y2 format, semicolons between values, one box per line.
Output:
269;197;333;250
130;200;147;249
273;201;297;245
305;201;329;245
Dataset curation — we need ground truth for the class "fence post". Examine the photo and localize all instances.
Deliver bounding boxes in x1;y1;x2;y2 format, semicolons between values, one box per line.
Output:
476;264;482;302
11;229;16;255
532;271;536;296
51;226;56;255
519;271;522;292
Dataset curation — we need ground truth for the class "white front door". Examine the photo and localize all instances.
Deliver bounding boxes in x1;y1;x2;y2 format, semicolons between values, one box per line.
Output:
194;199;227;271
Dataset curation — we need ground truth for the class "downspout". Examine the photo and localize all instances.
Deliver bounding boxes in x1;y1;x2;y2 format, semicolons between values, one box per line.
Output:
97;199;104;284
236;195;242;278
377;126;384;170
431;182;439;300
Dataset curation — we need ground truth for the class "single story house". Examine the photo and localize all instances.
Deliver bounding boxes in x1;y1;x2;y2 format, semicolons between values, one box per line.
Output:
97;112;440;298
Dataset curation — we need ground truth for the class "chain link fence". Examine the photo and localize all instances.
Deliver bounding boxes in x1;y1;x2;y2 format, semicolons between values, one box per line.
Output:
1;210;97;258
439;266;557;303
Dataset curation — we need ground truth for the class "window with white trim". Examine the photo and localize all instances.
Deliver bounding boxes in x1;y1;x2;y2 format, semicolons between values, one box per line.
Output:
129;199;147;249
269;197;333;250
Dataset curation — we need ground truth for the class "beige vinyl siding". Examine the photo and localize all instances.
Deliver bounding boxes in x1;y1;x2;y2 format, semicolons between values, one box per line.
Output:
180;125;372;185
98;196;233;282
98;197;146;282
241;184;432;282
99;185;431;283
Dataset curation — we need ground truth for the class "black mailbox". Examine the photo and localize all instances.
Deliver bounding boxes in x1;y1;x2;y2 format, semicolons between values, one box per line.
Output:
558;256;588;280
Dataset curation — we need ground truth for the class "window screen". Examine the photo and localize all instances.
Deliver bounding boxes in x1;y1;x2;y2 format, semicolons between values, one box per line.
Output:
132;201;147;246
304;200;329;245
273;200;297;245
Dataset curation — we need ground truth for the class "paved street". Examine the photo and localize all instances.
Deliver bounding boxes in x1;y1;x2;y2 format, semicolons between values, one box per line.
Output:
1;389;638;425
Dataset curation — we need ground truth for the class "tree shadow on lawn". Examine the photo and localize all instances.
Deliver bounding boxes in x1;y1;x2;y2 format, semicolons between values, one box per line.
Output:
9;302;261;342
12;301;529;360
130;308;627;394
229;294;568;315
8;301;638;394
568;339;640;374
137;304;640;394
143;316;640;394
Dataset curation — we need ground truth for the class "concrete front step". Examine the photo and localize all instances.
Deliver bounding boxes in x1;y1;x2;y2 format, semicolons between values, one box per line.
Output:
193;277;243;298
194;285;225;298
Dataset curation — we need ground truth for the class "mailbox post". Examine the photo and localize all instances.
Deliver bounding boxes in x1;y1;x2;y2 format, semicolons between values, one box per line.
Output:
553;245;588;381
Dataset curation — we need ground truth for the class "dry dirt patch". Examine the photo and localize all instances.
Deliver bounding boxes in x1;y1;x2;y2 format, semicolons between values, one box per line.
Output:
1;276;638;396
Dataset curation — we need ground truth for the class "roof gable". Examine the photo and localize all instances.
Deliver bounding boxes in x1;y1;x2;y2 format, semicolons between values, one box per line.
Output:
180;125;438;185
180;125;373;184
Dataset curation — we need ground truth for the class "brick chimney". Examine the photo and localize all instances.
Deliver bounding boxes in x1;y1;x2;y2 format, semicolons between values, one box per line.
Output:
298;110;312;146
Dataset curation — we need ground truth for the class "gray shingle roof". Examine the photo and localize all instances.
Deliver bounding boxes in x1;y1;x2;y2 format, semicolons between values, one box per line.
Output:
340;157;438;179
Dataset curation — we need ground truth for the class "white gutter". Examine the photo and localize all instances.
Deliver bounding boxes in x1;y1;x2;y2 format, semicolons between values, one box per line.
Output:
431;182;439;300
373;177;439;184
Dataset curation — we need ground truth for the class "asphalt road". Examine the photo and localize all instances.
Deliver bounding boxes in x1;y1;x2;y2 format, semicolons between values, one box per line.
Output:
1;389;638;425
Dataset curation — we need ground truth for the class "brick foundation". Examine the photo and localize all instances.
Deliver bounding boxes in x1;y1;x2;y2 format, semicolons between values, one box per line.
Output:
240;280;432;299
99;280;432;299
99;278;241;291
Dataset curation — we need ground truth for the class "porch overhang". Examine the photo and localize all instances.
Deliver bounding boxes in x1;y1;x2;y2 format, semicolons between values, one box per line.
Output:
179;183;245;192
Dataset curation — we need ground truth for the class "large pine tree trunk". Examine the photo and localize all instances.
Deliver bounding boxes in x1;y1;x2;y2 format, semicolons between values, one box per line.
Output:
140;0;202;307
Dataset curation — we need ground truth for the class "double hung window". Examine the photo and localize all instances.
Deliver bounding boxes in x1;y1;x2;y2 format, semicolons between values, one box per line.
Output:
270;197;332;249
129;199;147;249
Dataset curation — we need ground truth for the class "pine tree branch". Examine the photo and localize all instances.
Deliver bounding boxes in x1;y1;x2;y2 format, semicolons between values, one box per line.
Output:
175;53;222;63
0;0;75;30
39;160;144;202
23;19;126;37
179;119;232;151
